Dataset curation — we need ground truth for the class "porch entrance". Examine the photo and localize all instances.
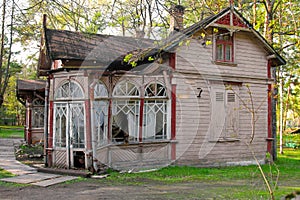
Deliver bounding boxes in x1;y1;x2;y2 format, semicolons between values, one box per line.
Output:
53;102;86;169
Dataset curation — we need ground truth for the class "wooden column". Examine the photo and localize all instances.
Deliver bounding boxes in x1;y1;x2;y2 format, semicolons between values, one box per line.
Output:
85;100;92;150
169;53;176;160
139;98;144;143
26;99;32;145
48;101;54;166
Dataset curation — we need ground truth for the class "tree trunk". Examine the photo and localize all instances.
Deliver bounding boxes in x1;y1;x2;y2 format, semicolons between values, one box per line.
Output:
0;0;6;108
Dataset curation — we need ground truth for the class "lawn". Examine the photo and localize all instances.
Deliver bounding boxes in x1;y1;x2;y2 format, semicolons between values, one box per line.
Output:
102;145;300;199
0;125;24;138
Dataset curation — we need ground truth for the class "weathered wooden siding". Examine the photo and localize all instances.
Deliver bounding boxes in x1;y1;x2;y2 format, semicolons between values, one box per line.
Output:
96;143;171;170
174;30;269;167
175;32;268;81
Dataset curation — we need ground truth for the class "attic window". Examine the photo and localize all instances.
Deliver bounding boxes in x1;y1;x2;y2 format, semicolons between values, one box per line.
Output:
215;32;234;63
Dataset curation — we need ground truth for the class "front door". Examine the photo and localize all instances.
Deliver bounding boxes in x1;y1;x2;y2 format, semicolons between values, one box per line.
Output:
54;102;85;169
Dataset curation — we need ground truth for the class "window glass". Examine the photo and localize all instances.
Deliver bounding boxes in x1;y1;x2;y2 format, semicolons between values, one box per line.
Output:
112;100;139;143
144;82;168;141
225;45;232;61
112;81;140;143
56;81;84;99
94;82;108;97
215;32;233;62
54;104;67;147
217;44;223;60
93;81;109;146
113;81;139;97
32;99;44;128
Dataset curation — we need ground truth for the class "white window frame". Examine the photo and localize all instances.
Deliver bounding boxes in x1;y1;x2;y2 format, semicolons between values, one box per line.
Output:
112;81;140;143
31;98;45;128
143;82;169;141
92;81;109;147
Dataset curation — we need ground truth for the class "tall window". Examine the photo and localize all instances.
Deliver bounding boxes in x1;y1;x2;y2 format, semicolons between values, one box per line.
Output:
112;81;140;143
93;81;109;146
92;79;170;145
32;98;44;128
55;103;67;147
54;81;85;148
216;33;233;62
143;82;168;141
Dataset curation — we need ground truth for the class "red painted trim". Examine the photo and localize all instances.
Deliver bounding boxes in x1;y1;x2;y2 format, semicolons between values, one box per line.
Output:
28;103;32;145
48;101;54;167
107;99;112;141
267;61;272;154
216;35;234;62
49;101;54;148
169;53;176;70
171;85;176;140
139;99;144;142
85;100;92;150
171;84;176;160
169;53;177;160
215;13;247;28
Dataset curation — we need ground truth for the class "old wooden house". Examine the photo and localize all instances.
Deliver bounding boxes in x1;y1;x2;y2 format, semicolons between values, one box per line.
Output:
35;6;285;170
16;79;46;144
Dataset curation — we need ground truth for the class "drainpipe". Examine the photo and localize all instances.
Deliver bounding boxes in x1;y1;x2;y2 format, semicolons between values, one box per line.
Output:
44;76;50;167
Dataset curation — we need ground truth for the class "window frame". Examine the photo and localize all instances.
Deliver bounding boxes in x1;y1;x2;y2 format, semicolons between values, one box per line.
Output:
143;82;169;141
112;80;140;144
92;81;109;147
31;98;45;128
214;31;235;65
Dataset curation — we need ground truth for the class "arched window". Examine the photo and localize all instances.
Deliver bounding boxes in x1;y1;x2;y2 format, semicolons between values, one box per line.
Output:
113;81;139;97
54;80;85;149
55;81;84;99
143;82;168;141
94;82;108;98
92;81;109;146
112;81;140;143
32;98;45;128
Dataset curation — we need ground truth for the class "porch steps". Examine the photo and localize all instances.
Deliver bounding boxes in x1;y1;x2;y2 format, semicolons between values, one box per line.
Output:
37;167;92;178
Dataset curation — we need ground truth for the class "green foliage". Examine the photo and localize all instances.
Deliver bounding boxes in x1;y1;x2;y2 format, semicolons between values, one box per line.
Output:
123;53;133;63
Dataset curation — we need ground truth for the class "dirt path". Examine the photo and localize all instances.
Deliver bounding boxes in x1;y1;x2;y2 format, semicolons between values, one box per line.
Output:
0;179;247;200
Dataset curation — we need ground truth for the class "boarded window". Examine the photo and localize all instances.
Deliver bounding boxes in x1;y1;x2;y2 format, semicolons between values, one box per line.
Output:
210;84;239;140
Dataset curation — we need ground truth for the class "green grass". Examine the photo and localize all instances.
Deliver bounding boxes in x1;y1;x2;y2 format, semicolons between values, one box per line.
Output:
0;125;24;138
104;147;300;199
0;168;26;187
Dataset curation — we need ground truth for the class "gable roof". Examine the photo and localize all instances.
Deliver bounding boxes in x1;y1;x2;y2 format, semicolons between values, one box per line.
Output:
38;28;156;75
161;7;285;66
38;6;285;76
